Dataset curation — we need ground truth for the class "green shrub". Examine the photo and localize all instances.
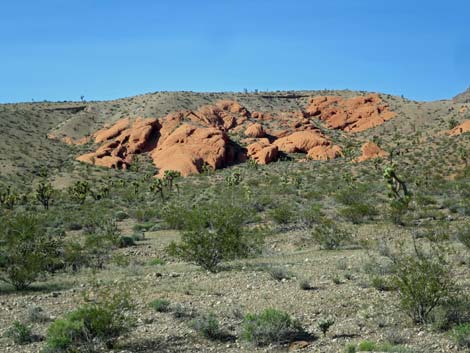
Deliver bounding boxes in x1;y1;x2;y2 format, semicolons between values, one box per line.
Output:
0;213;60;289
389;243;453;324
114;210;129;221
346;340;413;352
370;275;394;292
148;258;166;266
118;236;135;248
191;313;223;340
457;224;470;250
167;202;264;272
299;204;322;228
317;318;334;337
242;308;304;346
150;299;171;312
268;203;296;225
431;295;470;331
268;267;292;281
27;306;50;323
339;202;378;224
311;217;353;250
453;324;470;348
6;321;37;345
43;288;134;352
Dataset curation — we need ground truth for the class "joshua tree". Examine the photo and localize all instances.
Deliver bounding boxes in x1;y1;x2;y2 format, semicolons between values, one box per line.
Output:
150;178;165;201
36;179;53;210
0;184;19;209
68;181;90;205
163;170;181;192
383;164;412;224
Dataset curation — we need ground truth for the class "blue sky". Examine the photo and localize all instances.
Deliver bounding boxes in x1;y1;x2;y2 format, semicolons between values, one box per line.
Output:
0;0;468;103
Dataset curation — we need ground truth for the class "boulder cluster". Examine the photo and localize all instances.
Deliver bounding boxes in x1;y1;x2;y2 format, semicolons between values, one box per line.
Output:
68;95;397;177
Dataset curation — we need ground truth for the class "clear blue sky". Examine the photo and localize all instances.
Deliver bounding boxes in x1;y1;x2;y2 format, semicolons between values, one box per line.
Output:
1;0;468;103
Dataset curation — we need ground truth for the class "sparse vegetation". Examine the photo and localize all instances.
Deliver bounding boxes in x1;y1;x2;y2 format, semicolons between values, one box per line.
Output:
242;308;304;346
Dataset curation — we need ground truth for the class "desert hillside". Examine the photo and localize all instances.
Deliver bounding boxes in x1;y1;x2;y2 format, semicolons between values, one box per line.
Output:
0;90;469;353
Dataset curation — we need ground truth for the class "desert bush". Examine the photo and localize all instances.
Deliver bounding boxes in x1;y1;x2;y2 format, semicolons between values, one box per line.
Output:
118;236;135;248
27;306;50;323
431;294;470;331
6;321;38;345
298;278;313;290
453;324;470;348
388;242;454;324
345;340;412;352
311;217;353;250
150;299;171;312
67;180;90;204
339;202;378;224
298;203;322;228
268;203;296;225
242;308;304;346
268;266;292;281
43;288;134;352
456;224;470;250
167;202;264;272
317;318;334;337
0;213;60;289
191;313;223;340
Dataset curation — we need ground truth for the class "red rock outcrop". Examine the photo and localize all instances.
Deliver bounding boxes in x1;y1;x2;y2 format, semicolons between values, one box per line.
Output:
246;140;278;165
449;120;470;136
273;130;342;161
77;117;160;169
151;124;234;177
307;145;343;160
305;94;395;132
354;141;389;163
273;130;330;153
244;123;265;138
67;95;399;176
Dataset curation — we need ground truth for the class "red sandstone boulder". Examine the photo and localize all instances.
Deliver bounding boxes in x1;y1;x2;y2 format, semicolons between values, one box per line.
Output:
305;94;395;133
244;123;265;138
246;140;278;165
307;145;343;160
354;141;389;163
151;124;234;177
273;130;330;153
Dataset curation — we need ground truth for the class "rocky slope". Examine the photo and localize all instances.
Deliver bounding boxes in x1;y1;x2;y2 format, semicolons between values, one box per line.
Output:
62;93;396;177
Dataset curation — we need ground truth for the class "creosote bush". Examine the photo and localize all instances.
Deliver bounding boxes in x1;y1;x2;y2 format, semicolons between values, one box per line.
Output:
150;298;171;312
43;287;135;352
311;217;353;250
242;308;304;346
0;212;61;290
453;324;470;348
191;313;223;340
388;240;454;324
6;321;38;345
167;201;264;272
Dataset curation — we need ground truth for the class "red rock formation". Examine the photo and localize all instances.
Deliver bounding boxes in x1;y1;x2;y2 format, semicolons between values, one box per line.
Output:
354;141;389;163
151;124;234;177
305;94;395;132
70;97;401;176
449;120;470;136
273;130;330;153
273;130;342;161
307;145;343;160
77;117;160;169
244;123;265;138
246;141;278;165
